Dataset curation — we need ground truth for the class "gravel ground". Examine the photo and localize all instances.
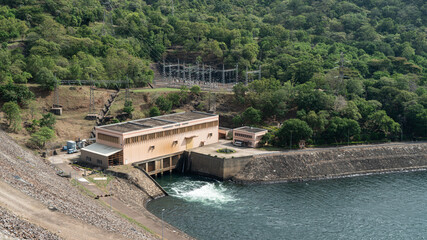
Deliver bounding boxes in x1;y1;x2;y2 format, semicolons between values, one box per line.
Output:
0;207;62;240
0;130;154;240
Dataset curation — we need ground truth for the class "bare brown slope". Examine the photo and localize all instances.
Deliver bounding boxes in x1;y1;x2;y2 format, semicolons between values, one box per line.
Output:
0;129;155;240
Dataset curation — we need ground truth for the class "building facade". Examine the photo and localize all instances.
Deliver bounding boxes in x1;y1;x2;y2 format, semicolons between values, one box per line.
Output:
233;126;268;148
81;111;219;168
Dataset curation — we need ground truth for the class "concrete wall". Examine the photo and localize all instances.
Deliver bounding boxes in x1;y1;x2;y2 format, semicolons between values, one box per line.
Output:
189;152;253;180
80;150;109;168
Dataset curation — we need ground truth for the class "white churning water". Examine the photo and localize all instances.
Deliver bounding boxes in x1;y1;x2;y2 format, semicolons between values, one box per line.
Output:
168;180;237;205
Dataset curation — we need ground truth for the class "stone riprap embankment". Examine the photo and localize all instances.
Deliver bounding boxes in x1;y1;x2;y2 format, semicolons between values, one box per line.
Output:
106;166;165;205
0;207;61;240
233;143;427;183
0;129;154;240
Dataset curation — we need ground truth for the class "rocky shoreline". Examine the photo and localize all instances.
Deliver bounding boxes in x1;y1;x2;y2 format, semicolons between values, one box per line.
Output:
233;143;427;183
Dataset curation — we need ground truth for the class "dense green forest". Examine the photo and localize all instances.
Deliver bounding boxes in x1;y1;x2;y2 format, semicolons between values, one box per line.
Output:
0;0;426;146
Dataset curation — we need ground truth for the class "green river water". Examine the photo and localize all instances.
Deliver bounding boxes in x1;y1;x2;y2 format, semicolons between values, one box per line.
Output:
147;171;427;240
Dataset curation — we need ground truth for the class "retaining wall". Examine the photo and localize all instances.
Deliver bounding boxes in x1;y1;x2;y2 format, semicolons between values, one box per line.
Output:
233;143;427;183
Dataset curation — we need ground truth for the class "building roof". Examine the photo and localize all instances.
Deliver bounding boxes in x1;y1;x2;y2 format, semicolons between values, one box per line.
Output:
234;126;268;134
99;111;217;134
81;143;122;157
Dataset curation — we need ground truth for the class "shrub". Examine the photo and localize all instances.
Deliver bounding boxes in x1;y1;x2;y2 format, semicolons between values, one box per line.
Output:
190;85;201;94
149;106;161;117
29;127;55;148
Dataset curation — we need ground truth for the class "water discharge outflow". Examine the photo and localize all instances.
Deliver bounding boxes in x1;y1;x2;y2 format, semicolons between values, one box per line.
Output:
168;180;237;205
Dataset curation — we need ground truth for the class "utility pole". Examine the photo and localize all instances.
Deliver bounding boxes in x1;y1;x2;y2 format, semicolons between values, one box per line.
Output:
161;209;165;240
177;59;180;80
209;66;212;86
89;75;95;115
162;59;166;81
202;64;205;82
223;64;227;85
236;64;239;84
171;0;174;16
183;62;186;80
53;74;59;107
169;62;172;82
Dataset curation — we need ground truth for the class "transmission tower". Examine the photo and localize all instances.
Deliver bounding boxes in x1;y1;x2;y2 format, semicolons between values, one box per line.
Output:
89;79;95;115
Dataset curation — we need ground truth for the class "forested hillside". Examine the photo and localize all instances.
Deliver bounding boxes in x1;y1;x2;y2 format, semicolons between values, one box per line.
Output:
0;0;426;145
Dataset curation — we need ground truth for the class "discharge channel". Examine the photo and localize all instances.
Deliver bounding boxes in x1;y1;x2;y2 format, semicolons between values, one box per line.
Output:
147;171;427;239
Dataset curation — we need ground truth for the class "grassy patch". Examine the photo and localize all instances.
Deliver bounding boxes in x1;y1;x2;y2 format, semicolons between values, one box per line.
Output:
71;179;97;198
86;174;115;193
132;88;180;93
115;211;158;237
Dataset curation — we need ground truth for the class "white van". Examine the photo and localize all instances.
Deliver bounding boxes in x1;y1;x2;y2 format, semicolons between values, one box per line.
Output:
233;141;243;147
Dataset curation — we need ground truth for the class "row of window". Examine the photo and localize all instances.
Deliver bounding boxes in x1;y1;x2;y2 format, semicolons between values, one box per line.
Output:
235;133;253;139
125;120;218;145
98;133;119;144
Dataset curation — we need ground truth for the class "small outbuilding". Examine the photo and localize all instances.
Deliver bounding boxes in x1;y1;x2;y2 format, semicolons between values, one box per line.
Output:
233;126;268;148
218;127;233;140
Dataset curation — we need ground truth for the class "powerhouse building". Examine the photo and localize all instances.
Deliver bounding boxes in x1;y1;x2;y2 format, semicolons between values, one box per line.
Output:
81;111;219;168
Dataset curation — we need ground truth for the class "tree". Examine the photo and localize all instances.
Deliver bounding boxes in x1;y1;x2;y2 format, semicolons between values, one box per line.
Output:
155;96;172;113
242;107;262;125
149;106;161;117
167;93;181;107
29;127;55;148
232;83;248;104
325;117;361;143
366;110;400;140
190;85;201;95
2;101;21;132
232;115;243;127
39;113;56;129
123;100;134;115
276;119;313;147
36;67;56;91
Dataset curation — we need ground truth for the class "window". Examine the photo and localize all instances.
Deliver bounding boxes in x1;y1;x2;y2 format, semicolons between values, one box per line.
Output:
235;133;253;139
208;133;213;137
98;133;119;144
86;156;91;162
97;159;102;165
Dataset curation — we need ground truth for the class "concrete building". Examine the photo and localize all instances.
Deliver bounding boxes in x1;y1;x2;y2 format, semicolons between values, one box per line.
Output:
218;127;232;140
233;126;268;148
81;111;219;169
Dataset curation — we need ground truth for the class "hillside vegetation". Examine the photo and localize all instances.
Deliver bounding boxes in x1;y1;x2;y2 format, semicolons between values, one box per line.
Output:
0;0;426;146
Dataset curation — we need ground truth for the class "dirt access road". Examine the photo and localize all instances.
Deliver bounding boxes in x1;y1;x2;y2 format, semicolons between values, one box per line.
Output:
49;153;193;240
0;180;130;240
